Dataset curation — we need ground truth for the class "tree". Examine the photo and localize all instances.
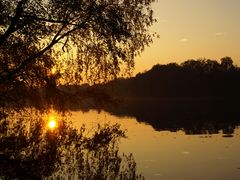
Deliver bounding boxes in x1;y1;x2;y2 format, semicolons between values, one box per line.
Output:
0;0;156;88
220;56;234;71
0;1;155;178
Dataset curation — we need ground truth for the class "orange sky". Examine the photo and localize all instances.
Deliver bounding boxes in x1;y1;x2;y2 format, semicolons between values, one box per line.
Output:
134;0;240;74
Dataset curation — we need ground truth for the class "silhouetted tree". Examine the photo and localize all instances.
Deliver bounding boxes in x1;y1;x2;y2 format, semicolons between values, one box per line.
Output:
220;56;234;71
0;1;156;178
0;2;157;179
204;59;219;72
181;59;205;72
102;57;240;98
0;0;156;87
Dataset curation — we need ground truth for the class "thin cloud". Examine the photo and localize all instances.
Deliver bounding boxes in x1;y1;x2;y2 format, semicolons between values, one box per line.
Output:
179;38;189;42
159;19;168;23
215;32;224;36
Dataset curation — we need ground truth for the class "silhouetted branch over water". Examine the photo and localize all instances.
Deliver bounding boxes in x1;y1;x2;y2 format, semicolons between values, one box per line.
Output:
0;0;157;179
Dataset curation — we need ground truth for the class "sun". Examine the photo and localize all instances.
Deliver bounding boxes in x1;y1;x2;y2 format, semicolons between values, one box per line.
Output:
51;67;56;75
47;116;57;130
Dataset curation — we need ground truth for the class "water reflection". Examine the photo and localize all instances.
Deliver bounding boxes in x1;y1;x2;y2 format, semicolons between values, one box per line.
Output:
70;110;240;180
1;96;240;179
103;98;240;136
0;109;144;179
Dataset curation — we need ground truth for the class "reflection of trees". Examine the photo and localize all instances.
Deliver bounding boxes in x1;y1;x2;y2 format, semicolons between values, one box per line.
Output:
0;75;142;179
105;98;240;136
0;109;143;179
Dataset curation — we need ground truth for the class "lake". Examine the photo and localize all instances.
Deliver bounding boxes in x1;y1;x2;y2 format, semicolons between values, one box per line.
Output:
1;98;240;179
71;99;240;180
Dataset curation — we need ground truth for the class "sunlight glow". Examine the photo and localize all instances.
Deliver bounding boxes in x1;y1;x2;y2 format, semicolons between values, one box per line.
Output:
47;116;57;130
51;68;56;75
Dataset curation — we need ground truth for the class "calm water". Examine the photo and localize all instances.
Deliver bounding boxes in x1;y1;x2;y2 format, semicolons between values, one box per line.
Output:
71;110;240;180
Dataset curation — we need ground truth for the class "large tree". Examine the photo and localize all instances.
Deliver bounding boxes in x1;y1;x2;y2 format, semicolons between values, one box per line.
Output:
0;1;156;178
0;0;156;88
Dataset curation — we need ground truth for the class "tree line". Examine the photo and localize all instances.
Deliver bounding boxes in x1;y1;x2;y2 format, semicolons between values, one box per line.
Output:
103;57;240;98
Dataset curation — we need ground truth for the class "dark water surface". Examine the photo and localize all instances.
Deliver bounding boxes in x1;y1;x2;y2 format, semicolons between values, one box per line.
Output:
71;98;240;180
1;98;240;179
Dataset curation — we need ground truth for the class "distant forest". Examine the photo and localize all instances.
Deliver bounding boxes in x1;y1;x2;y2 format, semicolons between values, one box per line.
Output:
102;57;240;98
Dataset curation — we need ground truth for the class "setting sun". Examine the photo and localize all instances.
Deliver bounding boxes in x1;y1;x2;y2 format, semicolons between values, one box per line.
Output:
47;116;57;130
51;68;56;75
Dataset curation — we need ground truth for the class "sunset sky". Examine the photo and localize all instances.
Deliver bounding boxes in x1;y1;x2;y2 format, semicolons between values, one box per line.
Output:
134;0;240;74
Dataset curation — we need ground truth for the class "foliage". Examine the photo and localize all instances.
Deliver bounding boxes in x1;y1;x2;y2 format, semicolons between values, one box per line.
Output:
103;57;240;98
0;0;156;87
0;1;156;178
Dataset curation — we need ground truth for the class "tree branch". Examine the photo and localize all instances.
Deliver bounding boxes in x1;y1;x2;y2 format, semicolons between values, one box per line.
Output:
0;25;65;83
0;0;102;83
20;15;70;25
0;10;93;83
0;0;25;46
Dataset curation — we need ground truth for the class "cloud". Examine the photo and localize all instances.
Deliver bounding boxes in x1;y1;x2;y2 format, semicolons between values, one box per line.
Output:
159;19;168;23
179;38;189;42
215;32;224;36
182;151;190;155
